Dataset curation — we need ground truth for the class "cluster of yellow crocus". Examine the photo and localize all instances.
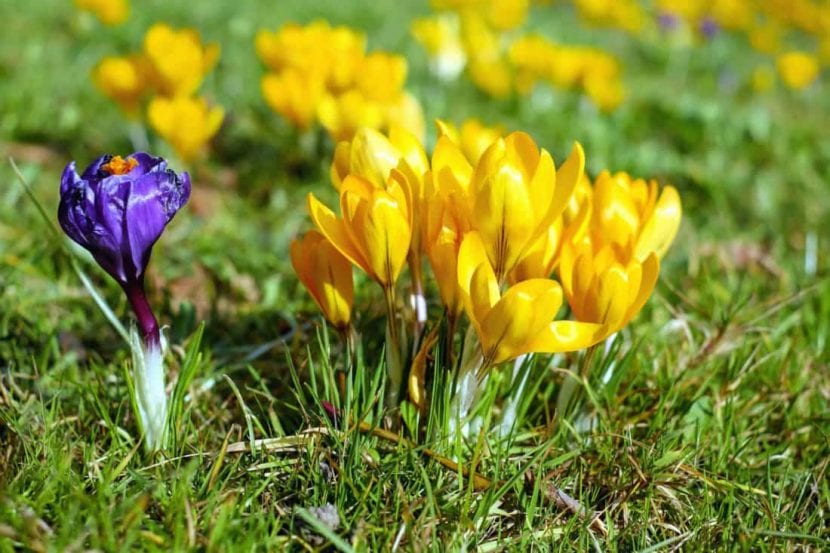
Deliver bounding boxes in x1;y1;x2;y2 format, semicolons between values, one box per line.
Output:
561;0;825;91
74;0;129;26
292;121;682;410
92;23;224;161
572;0;647;34
256;21;425;142
651;0;827;89
655;0;829;38
509;34;625;111
774;51;821;90
411;2;626;110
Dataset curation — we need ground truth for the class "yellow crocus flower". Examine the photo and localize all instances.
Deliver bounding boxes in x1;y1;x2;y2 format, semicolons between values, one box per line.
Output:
459;11;513;98
573;0;645;34
710;0;752;31
559;241;659;342
776;51;820;90
92;56;146;116
317;90;384;142
436;118;503;164
458;233;600;367
307;173;412;289
591;171;682;262
356;53;408;104
143;23;219;97
74;0;129;25
256;21;365;92
290;230;353;331
656;0;706;21
423;174;470;316
329;126;429;263
487;0;530;31
261;70;325;131
330;127;428;192
467;57;514;98
147;96;224;162
467;132;584;280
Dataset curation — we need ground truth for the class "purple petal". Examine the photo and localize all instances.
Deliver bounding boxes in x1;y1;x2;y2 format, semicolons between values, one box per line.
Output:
123;172;171;279
92;177;130;281
128;152;164;175
58;162;97;248
60;161;79;195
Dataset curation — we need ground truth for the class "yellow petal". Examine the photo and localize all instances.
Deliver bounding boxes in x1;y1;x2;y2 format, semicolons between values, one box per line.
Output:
307;192;372;276
525;321;603;353
468;261;500;334
354;189;411;286
528;149;556;224
389;125;429;180
434;119;458;141
480;279;562;363
350;128;399;188
432;135;473;195
551;142;584;223
427;224;463;314
622;253;659;327
330;141;351;191
315;238;354;328
291;231;353;329
595;264;633;330
457;232;494;311
635;185;682;261
503;132;539;184
146;96;174;135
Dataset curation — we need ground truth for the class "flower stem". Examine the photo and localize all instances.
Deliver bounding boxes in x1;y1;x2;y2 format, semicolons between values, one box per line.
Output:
123;276;166;453
408;252;426;353
448;326;485;440
123;276;160;349
129;326;167;453
442;310;458;373
384;287;404;411
336;325;354;407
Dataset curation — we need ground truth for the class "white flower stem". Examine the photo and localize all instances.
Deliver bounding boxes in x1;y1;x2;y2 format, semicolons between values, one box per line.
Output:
448;326;485;440
130;327;168;452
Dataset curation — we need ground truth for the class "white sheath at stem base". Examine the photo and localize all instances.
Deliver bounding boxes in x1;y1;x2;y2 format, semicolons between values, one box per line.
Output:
448;326;485;441
129;327;168;453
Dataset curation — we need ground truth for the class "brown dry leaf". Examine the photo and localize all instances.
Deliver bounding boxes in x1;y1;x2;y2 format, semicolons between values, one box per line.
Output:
408;325;440;413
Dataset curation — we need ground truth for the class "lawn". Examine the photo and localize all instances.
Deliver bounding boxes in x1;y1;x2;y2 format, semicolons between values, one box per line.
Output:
1;0;828;550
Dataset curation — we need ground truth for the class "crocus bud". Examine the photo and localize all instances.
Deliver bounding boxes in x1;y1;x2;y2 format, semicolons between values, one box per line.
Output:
58;152;189;452
290;230;354;331
59;153;190;284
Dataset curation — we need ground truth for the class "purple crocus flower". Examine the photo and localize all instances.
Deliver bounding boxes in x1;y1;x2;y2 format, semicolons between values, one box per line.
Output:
58;152;190;346
658;11;680;32
700;17;719;39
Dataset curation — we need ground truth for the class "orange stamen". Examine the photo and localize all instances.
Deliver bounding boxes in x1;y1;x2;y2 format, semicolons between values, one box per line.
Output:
101;155;139;176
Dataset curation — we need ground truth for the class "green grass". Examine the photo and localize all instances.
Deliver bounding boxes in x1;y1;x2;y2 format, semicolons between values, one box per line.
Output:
1;0;829;550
